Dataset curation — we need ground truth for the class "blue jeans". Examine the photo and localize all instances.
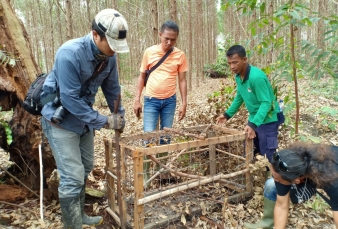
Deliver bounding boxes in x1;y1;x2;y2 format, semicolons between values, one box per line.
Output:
143;94;176;132
264;178;277;201
41;118;94;198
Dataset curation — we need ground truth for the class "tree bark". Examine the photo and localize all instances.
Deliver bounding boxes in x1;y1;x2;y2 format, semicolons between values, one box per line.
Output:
169;0;177;22
0;0;55;190
187;0;192;90
65;0;73;40
151;0;159;44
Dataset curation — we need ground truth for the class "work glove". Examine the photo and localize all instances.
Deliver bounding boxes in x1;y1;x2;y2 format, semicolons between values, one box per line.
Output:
106;113;125;132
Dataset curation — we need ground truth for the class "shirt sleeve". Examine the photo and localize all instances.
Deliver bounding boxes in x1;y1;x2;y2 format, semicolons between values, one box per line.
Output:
178;52;188;73
139;49;149;73
225;87;244;119
56;50;107;129
275;181;292;196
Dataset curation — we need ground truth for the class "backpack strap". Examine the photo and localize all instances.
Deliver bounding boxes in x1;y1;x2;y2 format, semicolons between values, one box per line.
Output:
148;47;174;74
78;57;109;97
144;47;174;86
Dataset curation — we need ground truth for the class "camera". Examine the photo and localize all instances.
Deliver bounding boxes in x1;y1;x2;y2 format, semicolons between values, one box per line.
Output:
51;106;68;124
51;97;68;124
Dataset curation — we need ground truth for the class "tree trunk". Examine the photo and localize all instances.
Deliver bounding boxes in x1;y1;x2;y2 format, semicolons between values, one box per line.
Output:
0;0;55;190
65;0;73;40
187;0;192;90
169;0;177;22
86;0;91;30
151;0;159;44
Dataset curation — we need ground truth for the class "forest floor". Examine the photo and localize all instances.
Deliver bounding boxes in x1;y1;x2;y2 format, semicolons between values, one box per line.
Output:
0;76;337;228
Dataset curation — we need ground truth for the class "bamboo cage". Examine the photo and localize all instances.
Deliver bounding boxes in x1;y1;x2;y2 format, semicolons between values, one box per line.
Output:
104;124;253;229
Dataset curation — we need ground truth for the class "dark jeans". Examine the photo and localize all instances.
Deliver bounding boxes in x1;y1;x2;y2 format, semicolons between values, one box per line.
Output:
253;121;279;162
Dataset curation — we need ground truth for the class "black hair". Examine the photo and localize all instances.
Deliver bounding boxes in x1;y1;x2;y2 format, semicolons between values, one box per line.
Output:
160;20;179;34
226;45;246;58
271;143;338;187
92;19;106;40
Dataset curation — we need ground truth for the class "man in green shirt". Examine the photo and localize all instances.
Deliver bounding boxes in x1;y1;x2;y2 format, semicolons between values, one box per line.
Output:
216;44;283;162
217;45;284;229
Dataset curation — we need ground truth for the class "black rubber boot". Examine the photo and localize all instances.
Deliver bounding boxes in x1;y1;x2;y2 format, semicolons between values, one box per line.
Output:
80;185;103;226
244;197;275;229
59;196;82;229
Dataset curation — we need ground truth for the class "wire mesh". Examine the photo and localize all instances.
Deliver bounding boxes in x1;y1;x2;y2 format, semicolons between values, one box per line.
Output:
105;125;253;228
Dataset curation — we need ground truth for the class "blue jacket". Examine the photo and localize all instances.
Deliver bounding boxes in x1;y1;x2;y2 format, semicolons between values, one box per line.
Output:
41;33;124;134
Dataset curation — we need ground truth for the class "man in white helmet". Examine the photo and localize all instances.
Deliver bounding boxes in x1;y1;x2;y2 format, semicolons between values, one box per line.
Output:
40;9;128;228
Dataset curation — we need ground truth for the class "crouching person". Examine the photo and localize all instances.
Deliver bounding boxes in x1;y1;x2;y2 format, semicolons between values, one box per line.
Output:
246;143;338;228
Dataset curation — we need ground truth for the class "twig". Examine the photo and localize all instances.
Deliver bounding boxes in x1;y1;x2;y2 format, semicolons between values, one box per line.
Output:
143;168;165;188
146;155;204;179
11;147;36;177
39;144;44;221
223;197;235;227
163;127;206;140
235;7;248;39
143;148;188;188
0;165;40;198
199;215;223;229
0;200;38;218
199;124;213;138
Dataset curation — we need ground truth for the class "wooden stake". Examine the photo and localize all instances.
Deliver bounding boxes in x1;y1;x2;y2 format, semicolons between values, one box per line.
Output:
133;153;145;229
104;139;116;211
245;138;254;193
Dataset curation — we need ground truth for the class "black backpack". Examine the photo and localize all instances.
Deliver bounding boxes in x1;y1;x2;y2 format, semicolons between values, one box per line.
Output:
22;58;109;116
22;73;56;115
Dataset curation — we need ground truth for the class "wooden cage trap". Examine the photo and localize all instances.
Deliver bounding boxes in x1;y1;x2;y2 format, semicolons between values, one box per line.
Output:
104;124;253;229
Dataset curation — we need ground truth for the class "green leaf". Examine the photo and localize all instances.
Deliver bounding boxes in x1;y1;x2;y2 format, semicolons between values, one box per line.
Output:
302;17;312;26
309;17;320;23
260;2;266;13
290;10;301;20
251;27;256;36
329;123;336;131
307;136;322;143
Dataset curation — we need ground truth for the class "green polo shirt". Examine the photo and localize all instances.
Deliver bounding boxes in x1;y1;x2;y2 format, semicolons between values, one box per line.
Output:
224;65;279;129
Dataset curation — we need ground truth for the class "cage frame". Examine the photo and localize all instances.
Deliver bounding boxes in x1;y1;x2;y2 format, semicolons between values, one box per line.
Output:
104;124;253;228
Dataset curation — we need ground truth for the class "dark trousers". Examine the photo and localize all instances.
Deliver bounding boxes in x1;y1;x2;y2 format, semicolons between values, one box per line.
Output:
253;121;280;162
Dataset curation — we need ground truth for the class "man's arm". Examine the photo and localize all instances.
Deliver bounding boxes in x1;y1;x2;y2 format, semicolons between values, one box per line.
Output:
177;71;187;121
133;72;146;118
274;193;290;229
333;211;338;227
224;90;244;119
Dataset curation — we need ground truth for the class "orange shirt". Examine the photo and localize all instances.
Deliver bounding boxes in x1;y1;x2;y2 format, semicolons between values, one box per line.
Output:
140;45;188;99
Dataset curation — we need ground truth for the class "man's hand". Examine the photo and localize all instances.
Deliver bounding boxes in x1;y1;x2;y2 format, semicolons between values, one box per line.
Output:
106;113;125;132
244;125;256;139
133;100;142;120
216;115;228;125
178;104;187;121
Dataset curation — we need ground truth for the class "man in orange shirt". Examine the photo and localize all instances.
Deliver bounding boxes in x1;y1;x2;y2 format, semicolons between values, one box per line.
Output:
133;20;188;184
133;20;188;134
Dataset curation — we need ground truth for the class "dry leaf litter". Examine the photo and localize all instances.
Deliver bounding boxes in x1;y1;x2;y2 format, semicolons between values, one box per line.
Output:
0;77;337;228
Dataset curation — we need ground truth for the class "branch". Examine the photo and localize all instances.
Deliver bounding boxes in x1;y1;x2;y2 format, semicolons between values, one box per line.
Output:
199;124;213;138
0;200;38;218
163;127;206;140
146;154;204;179
0;165;40;198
